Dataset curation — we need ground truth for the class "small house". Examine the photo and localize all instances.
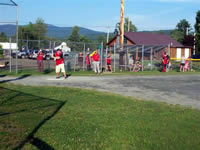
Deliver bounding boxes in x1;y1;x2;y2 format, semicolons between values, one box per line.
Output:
107;32;192;60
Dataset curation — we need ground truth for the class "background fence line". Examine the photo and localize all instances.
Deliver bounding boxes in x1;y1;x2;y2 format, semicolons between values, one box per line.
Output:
0;38;200;73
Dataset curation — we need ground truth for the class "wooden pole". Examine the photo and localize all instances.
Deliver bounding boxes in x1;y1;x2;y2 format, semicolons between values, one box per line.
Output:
120;0;124;47
119;0;124;70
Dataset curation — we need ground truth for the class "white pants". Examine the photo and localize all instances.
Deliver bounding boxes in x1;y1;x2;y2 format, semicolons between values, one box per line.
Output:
93;61;100;73
56;64;65;73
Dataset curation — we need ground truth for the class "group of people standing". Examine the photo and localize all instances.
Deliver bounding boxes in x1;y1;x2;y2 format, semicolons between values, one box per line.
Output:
36;48;111;78
161;51;190;73
82;49;112;73
36;49;67;79
180;56;190;72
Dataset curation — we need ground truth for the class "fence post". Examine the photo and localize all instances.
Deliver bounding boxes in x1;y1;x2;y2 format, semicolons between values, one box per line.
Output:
9;38;12;73
83;43;85;71
15;39;18;74
151;47;153;71
101;42;103;72
168;44;171;56
125;47;129;71
48;41;51;70
74;54;76;72
105;46;108;72
142;45;144;71
114;43;116;72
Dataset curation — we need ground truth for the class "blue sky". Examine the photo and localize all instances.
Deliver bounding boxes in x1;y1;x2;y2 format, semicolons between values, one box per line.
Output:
1;0;200;32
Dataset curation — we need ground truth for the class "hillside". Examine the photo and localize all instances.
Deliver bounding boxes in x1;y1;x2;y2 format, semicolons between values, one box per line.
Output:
0;24;107;40
0;24;173;41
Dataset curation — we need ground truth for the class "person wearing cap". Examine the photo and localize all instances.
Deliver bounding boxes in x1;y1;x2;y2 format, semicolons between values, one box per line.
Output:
52;49;67;79
37;49;44;72
91;49;100;74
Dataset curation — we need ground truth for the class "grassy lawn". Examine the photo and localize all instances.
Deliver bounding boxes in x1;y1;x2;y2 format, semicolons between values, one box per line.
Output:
0;68;200;77
0;83;200;150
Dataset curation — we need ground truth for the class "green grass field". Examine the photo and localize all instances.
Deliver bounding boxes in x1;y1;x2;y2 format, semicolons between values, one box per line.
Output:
0;83;200;150
0;68;200;77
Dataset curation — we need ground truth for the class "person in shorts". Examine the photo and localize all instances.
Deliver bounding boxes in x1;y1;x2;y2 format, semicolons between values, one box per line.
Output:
128;56;134;71
106;53;112;72
180;56;185;72
52;49;67;79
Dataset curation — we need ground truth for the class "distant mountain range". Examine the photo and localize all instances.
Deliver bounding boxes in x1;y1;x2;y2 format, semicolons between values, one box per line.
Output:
0;24;107;40
0;24;173;41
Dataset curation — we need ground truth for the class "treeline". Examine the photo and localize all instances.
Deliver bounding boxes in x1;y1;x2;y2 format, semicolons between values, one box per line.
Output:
1;10;200;53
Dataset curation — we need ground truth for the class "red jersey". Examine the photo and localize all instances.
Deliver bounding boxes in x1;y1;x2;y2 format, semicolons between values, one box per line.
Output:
163;57;167;65
92;53;100;61
85;55;90;65
55;50;64;65
37;51;44;61
107;56;111;64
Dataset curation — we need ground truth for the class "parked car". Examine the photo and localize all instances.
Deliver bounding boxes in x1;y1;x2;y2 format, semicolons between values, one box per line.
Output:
43;50;51;60
17;50;29;59
28;50;39;59
191;54;200;59
12;50;28;58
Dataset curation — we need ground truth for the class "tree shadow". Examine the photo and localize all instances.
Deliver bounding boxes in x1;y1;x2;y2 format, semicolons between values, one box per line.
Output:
0;74;6;78
0;87;65;150
0;74;31;84
29;137;55;150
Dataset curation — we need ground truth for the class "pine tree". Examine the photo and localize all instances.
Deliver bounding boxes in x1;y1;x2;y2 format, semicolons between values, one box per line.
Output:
195;10;200;54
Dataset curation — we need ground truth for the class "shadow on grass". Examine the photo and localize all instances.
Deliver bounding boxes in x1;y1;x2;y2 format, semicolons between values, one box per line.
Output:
0;74;6;78
0;74;31;84
0;87;65;150
43;69;54;75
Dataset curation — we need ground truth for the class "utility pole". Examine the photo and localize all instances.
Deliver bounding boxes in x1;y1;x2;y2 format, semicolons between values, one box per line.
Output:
119;0;125;71
106;27;110;43
128;17;130;32
120;0;124;48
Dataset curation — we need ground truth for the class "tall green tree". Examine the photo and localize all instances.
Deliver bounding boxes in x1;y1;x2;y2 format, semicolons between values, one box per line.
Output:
116;17;137;33
170;29;184;43
0;32;8;42
68;26;81;42
35;18;47;40
176;19;191;36
97;35;106;48
68;26;82;51
18;18;47;49
124;17;137;32
195;10;200;54
170;19;191;43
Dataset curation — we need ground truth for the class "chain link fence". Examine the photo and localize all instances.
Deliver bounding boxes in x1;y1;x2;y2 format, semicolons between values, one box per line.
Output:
1;37;200;73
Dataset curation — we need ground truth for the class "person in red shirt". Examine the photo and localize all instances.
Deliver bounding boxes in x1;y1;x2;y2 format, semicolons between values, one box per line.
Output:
52;49;67;79
162;56;168;72
85;52;91;70
37;49;44;72
92;49;100;74
106;53;112;72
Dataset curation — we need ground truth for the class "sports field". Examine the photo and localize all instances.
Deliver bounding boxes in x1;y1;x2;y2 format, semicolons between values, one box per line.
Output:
0;83;200;150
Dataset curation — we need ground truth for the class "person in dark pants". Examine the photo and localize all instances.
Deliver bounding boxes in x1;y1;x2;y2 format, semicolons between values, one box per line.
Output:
85;52;91;70
37;49;44;72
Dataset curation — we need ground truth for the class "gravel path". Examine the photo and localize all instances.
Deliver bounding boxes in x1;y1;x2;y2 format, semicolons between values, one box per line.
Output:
1;74;200;108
